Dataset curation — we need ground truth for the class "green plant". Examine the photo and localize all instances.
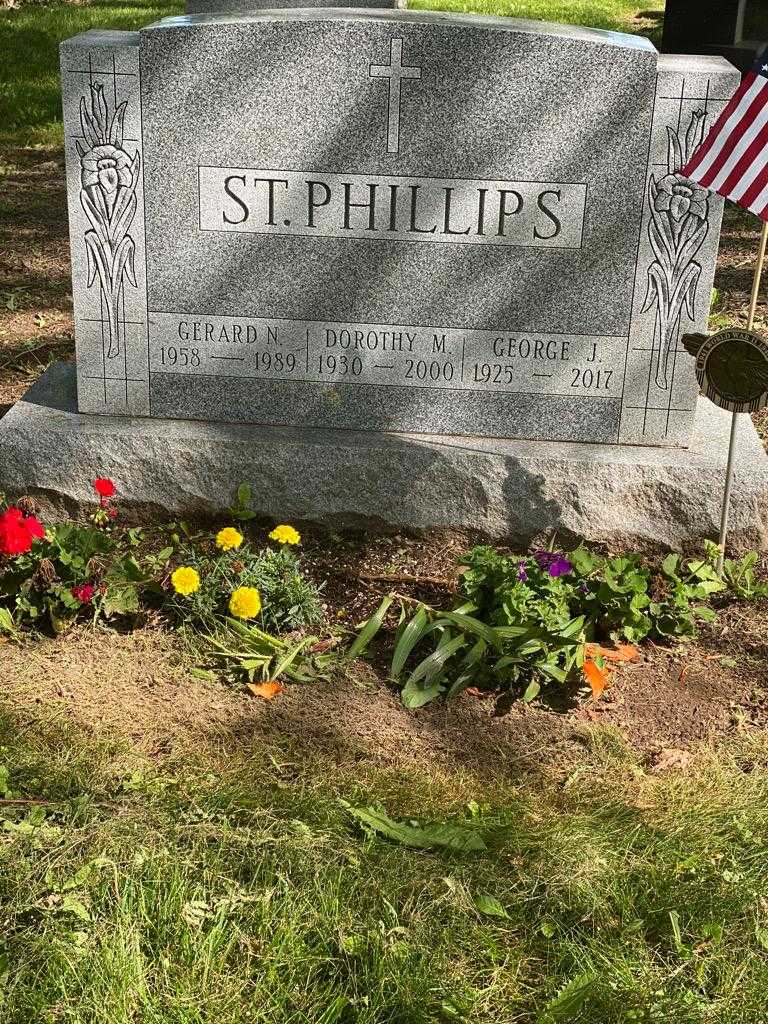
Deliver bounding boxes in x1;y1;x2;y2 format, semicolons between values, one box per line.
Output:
351;590;585;709
199;616;334;688
349;544;741;706
166;530;323;634
706;541;768;600
570;547;724;643
0;520;147;634
227;482;258;522
709;285;732;332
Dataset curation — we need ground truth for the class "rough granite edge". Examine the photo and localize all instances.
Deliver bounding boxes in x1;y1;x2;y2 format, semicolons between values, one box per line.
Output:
1;363;767;552
151;9;658;51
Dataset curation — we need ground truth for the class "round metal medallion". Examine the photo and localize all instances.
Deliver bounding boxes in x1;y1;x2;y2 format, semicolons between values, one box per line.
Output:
683;327;768;413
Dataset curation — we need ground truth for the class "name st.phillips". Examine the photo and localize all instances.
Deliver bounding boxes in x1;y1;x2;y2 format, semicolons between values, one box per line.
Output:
199;168;587;249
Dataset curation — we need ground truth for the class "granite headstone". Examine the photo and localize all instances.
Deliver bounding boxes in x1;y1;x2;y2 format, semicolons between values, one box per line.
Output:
59;11;739;447
5;9;768;549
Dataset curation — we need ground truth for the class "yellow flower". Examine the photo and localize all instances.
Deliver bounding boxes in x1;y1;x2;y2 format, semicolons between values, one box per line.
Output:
216;526;243;551
171;566;200;596
269;524;301;546
229;586;262;619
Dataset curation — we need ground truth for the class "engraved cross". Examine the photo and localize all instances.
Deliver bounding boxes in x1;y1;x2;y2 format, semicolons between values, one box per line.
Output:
369;38;422;155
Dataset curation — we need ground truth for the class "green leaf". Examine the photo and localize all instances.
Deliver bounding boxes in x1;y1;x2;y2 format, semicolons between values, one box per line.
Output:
48;608;75;635
59;894;91;922
391;605;430;678
272;637;312;679
404;634;466;690
341;803;486;852
401;676;444;709
696;578;725;595
102;585;139;617
0;607;16;635
536;972;596;1023
557;615;586;639
495;624;537;640
522;681;540;702
189;667;217;681
236;483;252;507
694;605;718;623
348;596;394;660
437;610;502;649
538;663;567;683
472;893;509;918
569;546;600;575
662;553;680;577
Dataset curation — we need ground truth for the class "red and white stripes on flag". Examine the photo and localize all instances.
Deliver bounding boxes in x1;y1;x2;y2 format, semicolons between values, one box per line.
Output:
682;47;768;221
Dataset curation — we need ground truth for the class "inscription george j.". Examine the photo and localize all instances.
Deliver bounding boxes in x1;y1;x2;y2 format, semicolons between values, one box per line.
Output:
198;168;588;248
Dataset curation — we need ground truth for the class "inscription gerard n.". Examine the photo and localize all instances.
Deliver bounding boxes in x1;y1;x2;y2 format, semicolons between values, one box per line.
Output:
198;168;588;248
147;313;622;398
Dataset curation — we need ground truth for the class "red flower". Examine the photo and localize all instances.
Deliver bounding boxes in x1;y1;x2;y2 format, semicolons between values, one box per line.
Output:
0;508;45;557
71;583;95;605
93;478;116;498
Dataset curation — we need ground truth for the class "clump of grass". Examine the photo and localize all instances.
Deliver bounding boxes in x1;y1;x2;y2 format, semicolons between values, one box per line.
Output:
1;711;767;1023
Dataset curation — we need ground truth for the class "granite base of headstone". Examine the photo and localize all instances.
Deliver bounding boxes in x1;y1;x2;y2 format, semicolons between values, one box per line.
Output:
3;361;767;550
1;9;766;548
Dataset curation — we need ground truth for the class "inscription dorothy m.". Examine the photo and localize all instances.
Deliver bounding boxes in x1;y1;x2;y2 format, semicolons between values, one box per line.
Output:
147;312;623;399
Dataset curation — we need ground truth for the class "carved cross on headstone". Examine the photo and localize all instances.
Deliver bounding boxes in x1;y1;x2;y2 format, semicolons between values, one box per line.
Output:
369;37;422;155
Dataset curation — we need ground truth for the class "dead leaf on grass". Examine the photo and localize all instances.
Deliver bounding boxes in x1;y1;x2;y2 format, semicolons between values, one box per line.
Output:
246;681;284;699
583;659;609;699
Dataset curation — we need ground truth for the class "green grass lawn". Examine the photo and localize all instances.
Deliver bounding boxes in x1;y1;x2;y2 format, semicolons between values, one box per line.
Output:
0;0;663;144
0;0;183;144
2;710;768;1023
410;0;659;34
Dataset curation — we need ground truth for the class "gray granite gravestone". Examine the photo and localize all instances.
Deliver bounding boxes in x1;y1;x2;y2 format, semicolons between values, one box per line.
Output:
1;10;767;547
58;12;739;448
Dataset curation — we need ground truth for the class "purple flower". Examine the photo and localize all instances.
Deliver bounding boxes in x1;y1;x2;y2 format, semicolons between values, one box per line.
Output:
517;562;528;582
579;582;589;594
548;556;572;578
533;550;572;578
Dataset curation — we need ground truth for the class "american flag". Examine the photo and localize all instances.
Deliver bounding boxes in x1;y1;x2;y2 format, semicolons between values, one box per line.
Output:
682;46;768;220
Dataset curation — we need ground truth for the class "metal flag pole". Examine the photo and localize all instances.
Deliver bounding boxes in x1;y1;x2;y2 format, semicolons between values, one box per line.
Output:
717;218;768;575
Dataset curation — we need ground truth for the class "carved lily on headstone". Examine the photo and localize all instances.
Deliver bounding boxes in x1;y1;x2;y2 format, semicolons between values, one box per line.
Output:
642;109;710;390
76;83;140;360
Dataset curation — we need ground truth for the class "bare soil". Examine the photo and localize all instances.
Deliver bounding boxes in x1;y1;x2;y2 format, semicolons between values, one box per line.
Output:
2;141;768;769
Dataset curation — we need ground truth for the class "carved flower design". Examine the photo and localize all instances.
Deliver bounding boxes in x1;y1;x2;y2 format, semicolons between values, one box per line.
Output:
81;144;133;193
654;173;708;222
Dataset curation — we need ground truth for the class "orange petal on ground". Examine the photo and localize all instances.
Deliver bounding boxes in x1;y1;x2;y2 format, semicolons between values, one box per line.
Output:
583;659;610;698
246;681;285;699
584;643;639;663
